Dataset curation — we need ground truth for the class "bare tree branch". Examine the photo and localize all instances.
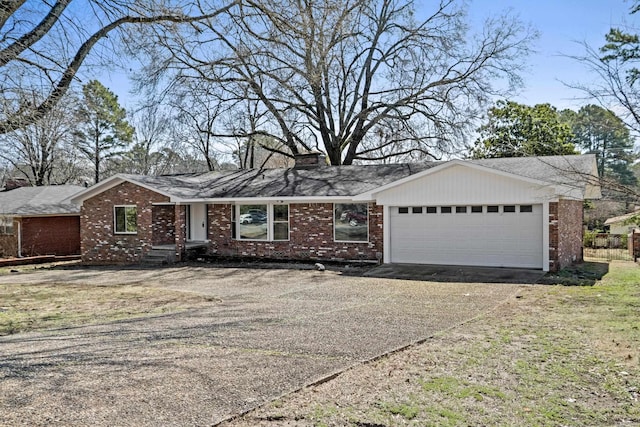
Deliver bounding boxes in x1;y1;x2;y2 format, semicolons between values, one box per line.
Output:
134;0;536;165
0;1;238;134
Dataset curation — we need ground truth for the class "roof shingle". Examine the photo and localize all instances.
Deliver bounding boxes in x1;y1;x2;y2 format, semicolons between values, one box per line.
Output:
0;185;83;216
122;155;596;200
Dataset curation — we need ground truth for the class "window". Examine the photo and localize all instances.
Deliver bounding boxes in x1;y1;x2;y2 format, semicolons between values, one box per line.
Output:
398;207;409;214
235;204;289;241
520;205;533;213
426;206;437;214
114;206;137;234
471;206;483;213
273;205;289;241
335;203;368;242
238;204;268;240
487;205;499;213
456;206;467;214
412;207;423;214
231;205;237;239
0;216;13;235
503;205;516;213
440;206;452;214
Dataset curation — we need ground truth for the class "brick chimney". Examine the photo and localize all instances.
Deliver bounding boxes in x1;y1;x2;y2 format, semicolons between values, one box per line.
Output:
293;152;327;169
3;178;30;191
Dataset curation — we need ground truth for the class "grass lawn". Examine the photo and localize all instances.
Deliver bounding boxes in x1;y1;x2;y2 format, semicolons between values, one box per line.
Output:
0;273;217;336
230;261;640;426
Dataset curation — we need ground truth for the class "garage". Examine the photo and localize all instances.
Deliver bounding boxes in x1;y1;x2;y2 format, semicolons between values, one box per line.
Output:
389;204;543;268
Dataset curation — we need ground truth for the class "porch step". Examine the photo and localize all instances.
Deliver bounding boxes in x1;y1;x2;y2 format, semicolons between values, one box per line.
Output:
142;248;176;265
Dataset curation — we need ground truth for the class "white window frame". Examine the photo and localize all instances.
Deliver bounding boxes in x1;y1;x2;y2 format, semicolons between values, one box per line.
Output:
272;204;290;242
0;216;13;235
334;203;369;243
114;205;137;234
235;203;290;242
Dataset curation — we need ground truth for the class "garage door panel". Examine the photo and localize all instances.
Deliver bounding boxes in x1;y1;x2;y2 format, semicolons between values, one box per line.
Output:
390;205;543;268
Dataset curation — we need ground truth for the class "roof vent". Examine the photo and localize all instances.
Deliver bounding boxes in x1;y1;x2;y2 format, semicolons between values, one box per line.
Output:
293;152;327;169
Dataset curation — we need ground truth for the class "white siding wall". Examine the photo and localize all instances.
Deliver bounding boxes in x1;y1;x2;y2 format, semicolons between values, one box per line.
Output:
374;165;555;206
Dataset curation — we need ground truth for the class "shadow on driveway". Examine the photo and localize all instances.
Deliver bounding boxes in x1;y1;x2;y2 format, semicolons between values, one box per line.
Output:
364;263;546;284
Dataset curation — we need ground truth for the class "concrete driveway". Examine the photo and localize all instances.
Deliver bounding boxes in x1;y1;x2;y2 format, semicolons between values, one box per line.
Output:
0;264;529;426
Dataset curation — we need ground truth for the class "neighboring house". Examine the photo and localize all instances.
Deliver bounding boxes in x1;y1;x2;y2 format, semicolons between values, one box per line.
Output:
70;154;601;272
604;209;640;234
0;185;84;258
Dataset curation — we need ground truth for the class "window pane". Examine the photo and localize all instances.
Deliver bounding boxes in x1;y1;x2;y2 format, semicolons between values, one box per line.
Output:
398;207;409;214
426;207;437;214
125;206;137;232
335;203;368;242
115;207;126;232
274;204;288;221
239;204;268;240
504;205;516;213
471;206;483;213
273;205;289;241
456;206;467;213
273;222;289;240
520;205;533;213
487;205;499;213
412;207;423;214
231;205;236;239
441;206;452;214
0;217;13;235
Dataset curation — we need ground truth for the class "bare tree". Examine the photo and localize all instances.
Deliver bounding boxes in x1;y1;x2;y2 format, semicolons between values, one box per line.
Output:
567;43;640;136
0;90;80;185
0;0;238;134
169;82;228;171
116;104;174;175
136;0;535;165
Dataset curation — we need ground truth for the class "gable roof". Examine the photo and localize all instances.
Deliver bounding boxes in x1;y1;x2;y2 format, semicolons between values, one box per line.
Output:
0;185;84;216
356;155;601;200
71;154;600;203
604;209;640;225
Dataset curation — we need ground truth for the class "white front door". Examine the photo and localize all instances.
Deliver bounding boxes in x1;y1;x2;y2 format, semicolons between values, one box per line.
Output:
188;203;208;241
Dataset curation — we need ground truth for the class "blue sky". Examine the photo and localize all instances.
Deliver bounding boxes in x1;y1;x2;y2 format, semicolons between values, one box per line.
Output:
467;0;634;110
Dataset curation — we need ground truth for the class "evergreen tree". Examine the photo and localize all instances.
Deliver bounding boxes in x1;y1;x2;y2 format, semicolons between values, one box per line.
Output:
566;105;637;186
75;80;134;183
471;101;576;158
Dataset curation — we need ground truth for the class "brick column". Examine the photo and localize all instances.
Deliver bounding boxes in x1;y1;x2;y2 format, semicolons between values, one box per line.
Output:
175;205;187;262
631;229;640;261
548;202;559;272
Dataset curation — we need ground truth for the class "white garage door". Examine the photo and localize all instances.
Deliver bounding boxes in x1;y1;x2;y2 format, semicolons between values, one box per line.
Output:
390;204;543;268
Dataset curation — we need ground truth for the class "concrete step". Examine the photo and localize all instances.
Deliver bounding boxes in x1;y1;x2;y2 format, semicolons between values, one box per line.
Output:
142;248;176;265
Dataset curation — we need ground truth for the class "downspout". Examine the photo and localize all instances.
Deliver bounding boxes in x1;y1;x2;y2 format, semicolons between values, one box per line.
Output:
17;219;22;257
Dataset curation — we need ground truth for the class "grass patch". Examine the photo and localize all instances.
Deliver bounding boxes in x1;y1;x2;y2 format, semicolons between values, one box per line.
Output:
0;282;217;335
239;261;640;426
379;401;420;419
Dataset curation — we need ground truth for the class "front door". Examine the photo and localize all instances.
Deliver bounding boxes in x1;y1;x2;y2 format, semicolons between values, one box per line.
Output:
187;203;208;241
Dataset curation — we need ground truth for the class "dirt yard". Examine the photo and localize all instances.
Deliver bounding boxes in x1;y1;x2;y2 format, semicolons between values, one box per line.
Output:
0;262;527;426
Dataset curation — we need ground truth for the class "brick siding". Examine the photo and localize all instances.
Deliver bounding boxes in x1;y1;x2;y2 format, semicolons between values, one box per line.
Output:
19;216;80;256
80;182;169;264
206;202;383;262
549;199;584;271
152;205;175;245
175;205;187;261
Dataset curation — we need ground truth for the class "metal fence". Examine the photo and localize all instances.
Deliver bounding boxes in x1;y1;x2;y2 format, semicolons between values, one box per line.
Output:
583;233;634;261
